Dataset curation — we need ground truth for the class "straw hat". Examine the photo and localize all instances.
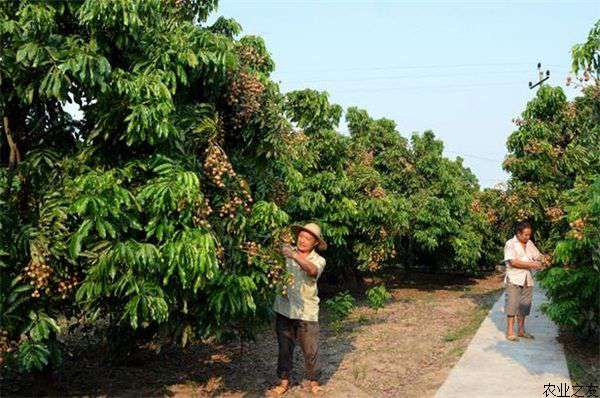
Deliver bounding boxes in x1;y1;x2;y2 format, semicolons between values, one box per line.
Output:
291;222;327;251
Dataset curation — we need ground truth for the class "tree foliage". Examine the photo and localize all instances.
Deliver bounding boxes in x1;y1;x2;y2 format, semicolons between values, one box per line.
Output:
0;0;520;373
502;20;599;337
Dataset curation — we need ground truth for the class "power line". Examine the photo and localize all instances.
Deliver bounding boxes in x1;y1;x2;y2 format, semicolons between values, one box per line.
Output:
278;68;570;85
227;0;597;6
315;80;524;94
445;151;503;163
274;62;568;76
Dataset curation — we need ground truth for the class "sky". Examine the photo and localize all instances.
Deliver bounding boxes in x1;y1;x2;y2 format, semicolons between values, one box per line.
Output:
209;0;599;188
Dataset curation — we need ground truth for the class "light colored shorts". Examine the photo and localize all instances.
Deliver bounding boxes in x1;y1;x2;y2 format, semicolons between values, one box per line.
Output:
505;282;533;316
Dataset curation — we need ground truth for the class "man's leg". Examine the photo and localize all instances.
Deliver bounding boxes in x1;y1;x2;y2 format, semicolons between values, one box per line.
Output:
517;285;533;337
517;315;526;335
275;313;296;389
505;283;519;338
507;315;516;336
296;320;321;391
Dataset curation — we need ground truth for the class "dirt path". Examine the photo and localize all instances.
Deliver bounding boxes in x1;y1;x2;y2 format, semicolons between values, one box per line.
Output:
2;272;504;398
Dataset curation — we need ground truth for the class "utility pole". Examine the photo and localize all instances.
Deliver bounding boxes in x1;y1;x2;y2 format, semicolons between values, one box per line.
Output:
529;62;550;89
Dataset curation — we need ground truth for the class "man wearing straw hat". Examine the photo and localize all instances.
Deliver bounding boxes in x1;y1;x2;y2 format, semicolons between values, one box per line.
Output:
269;222;327;396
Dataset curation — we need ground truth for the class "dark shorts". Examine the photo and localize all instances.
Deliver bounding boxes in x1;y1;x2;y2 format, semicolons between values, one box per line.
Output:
505;282;533;316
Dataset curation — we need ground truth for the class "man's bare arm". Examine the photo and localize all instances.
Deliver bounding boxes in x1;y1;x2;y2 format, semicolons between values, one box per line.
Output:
508;258;542;270
293;254;319;277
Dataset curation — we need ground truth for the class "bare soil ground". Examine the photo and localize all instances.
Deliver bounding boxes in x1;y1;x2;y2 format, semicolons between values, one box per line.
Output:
2;271;505;398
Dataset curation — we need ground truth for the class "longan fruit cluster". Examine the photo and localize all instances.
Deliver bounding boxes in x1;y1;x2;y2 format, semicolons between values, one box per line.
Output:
0;331;17;367
367;247;388;272
566;70;592;87
215;242;224;262
226;71;264;129
502;156;518;169
545;207;564;222
219;194;251;219
240;241;260;265
524;141;543;154
471;200;482;213
486;209;497;224
540;254;553;268
24;259;52;298
369;186;386;199
506;194;519;206
57;275;79;299
193;197;213;228
237;45;270;71
516;208;532;221
271;181;289;207
278;229;293;245
569;218;586;240
282;131;309;148
266;261;294;296
204;144;236;188
511;117;525;127
360;151;374;167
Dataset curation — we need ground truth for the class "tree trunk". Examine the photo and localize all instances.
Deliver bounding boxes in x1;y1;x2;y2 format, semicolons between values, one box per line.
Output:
3;116;21;168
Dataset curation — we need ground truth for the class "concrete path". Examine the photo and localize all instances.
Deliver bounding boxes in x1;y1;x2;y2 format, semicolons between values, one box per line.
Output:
435;284;571;398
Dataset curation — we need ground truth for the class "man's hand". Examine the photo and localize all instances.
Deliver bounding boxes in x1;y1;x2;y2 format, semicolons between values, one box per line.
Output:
530;261;544;270
281;244;296;259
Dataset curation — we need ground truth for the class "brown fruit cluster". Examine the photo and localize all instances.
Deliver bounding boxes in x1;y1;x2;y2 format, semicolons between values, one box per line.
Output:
57;276;79;299
279;229;293;245
524;140;543;154
266;260;294;296
486;209;497;224
226;71;264;129
569;218;586;240
238;44;270;72
193;197;213;228
369;186;386;199
24;259;52;298
360;151;374;167
502;156;518;169
219;194;251;219
204;144;236;188
540;254;553;268
516;208;532;221
271;181;289;207
545;207;564;222
0;330;17;367
471;200;482;213
367;247;389;272
512;117;525;127
282;131;309;149
241;241;260;265
215;242;224;262
506;194;519;206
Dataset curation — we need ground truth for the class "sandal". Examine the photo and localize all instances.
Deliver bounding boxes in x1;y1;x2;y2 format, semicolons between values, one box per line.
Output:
267;382;290;396
518;332;535;339
506;334;519;341
308;381;323;395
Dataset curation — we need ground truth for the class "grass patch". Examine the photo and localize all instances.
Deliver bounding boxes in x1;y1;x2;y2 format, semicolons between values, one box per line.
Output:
447;346;465;357
351;362;368;384
566;356;597;387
